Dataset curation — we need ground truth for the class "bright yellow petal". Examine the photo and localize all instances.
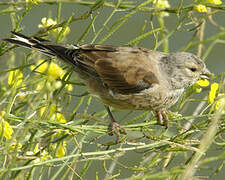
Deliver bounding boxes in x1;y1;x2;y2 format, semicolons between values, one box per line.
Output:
40;104;57;118
40;150;49;161
0;111;6;117
56;143;66;157
9;140;22;151
47;18;57;26
194;4;207;13
48;62;64;81
8;69;23;86
41;17;47;26
26;0;40;4
66;84;73;91
196;87;202;93
0;118;14;139
39;106;46;117
207;0;222;5
56;113;67;123
197;79;209;87
34;143;40;153
153;0;170;8
37;59;48;73
50;104;57;117
152;0;170;16
208;83;219;103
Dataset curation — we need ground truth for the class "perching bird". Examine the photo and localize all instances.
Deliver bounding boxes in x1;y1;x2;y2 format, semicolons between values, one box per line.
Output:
3;31;211;143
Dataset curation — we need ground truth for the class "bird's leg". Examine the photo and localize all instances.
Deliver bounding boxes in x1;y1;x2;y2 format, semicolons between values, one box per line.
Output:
161;110;169;129
105;106;126;143
156;110;163;125
155;110;169;129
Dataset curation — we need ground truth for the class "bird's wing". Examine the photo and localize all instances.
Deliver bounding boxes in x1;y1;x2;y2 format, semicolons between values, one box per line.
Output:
77;45;160;94
4;32;161;94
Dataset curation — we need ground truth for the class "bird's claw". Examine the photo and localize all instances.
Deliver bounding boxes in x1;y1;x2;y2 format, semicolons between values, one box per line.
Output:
108;122;127;143
156;110;169;129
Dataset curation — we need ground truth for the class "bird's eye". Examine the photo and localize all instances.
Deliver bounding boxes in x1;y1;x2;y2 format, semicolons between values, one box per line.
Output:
189;67;197;72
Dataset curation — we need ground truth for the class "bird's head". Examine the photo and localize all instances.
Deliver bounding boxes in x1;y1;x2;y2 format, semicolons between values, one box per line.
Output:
161;52;212;89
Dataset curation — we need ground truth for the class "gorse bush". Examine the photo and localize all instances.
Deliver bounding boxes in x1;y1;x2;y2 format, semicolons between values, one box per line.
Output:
0;0;225;179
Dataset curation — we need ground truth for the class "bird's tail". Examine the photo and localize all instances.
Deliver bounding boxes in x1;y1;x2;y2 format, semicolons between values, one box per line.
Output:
3;31;79;67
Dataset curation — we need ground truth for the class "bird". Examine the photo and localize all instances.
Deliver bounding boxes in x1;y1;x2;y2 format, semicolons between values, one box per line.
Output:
3;31;211;143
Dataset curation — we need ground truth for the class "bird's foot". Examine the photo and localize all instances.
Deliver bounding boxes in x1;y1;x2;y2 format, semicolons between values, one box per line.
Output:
156;110;169;129
108;121;127;143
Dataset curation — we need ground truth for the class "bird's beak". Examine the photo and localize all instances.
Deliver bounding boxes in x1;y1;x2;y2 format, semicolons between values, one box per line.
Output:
200;68;213;80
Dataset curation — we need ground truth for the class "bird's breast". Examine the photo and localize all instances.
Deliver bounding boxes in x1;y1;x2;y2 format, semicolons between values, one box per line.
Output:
85;76;184;111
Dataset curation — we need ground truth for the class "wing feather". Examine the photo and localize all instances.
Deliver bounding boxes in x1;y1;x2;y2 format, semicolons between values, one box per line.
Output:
76;45;160;94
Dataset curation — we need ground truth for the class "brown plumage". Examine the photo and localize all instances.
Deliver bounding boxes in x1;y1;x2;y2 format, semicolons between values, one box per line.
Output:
3;31;211;143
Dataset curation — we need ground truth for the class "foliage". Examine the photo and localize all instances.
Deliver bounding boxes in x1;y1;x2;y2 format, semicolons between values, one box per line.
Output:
0;0;225;179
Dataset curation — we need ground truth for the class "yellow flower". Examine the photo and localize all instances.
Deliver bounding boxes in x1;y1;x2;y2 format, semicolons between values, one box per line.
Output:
195;87;202;93
50;112;67;123
56;113;67;123
191;83;202;93
208;83;219;103
194;4;208;12
153;0;170;16
56;142;66;157
0;113;14;140
39;106;46;117
9;140;22;152
40;150;50;161
65;84;73;92
8;69;23;86
27;143;51;161
26;0;40;4
34;143;40;153
207;0;222;4
32;60;72;91
64;74;73;91
36;81;45;91
53;81;62;90
31;59;48;74
215;93;225;111
48;62;65;81
40;104;57;118
153;0;170;9
37;59;49;73
0;111;6;117
38;17;57;29
38;17;70;36
193;79;210;93
40;104;67;124
197;79;210;87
